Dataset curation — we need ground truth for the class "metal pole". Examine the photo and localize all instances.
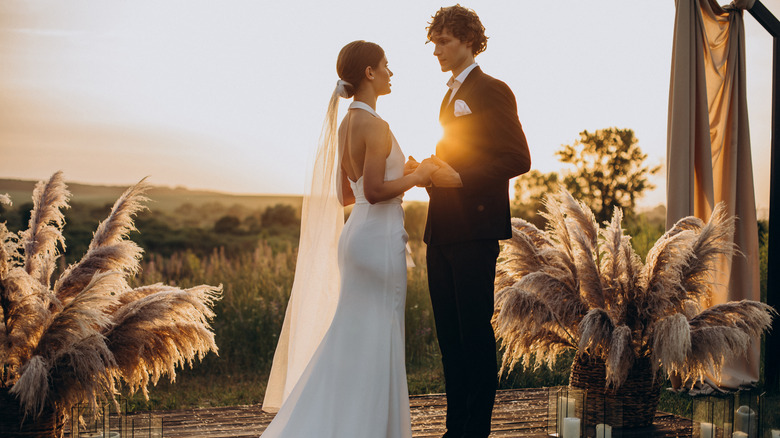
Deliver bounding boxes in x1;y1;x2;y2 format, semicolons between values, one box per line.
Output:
749;1;780;36
747;0;780;392
764;35;780;393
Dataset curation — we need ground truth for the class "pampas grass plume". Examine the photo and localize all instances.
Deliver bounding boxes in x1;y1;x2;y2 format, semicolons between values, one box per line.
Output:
0;173;222;422
493;189;775;389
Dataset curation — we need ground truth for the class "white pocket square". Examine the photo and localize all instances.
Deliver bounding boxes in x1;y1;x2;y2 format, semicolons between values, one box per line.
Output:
453;99;472;117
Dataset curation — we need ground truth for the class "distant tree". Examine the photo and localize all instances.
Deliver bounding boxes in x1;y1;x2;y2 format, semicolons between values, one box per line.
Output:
226;203;249;218
214;215;241;234
16;202;34;231
512;170;560;228
556;127;660;223
60;202;104;263
174;202;197;217
90;203;113;221
171;203;205;228
261;204;297;228
758;219;768;302
200;201;228;224
244;212;264;234
0;202;18;231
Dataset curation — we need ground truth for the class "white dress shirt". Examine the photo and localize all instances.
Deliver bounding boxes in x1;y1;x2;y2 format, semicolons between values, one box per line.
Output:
446;62;479;104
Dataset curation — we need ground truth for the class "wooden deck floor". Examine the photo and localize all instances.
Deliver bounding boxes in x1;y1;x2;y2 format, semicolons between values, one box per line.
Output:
113;388;692;438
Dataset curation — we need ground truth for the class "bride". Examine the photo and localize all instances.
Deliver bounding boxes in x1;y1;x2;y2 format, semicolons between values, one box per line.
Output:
260;40;439;437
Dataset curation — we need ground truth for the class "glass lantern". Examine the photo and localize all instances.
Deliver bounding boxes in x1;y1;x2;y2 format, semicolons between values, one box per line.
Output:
692;394;734;438
70;398;162;438
548;386;587;438
125;411;163;438
71;399;128;438
759;392;779;438
733;389;761;438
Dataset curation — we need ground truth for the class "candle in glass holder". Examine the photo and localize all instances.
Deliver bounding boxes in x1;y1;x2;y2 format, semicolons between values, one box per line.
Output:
562;417;580;438
557;396;576;435
700;422;714;438
770;429;780;438
732;432;748;438
734;405;757;435
595;423;612;438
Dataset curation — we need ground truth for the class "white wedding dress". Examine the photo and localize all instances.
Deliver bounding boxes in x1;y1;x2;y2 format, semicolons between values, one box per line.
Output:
261;101;412;438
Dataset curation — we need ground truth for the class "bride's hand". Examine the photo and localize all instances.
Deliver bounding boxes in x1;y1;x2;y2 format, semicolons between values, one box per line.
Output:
404;156;420;176
412;157;439;186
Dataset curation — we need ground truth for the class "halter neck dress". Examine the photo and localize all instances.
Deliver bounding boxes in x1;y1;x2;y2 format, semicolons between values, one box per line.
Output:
261;101;412;438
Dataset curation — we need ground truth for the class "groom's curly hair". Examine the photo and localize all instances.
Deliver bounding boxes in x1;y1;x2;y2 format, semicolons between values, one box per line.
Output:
426;5;488;56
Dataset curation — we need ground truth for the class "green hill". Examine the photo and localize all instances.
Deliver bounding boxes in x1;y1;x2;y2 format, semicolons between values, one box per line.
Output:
0;178;302;215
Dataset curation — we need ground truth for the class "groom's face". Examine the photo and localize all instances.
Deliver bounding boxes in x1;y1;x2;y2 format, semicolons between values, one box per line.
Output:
431;29;473;74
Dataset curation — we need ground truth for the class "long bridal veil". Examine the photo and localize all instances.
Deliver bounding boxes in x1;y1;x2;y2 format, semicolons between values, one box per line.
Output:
262;84;348;412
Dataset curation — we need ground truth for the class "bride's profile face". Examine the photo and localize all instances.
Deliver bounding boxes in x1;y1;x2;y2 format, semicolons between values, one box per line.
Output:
372;56;393;96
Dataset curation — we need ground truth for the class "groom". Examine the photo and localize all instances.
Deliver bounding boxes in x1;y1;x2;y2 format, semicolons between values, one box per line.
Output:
423;5;531;438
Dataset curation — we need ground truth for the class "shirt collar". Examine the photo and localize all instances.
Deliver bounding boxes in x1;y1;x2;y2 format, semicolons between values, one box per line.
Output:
447;63;479;89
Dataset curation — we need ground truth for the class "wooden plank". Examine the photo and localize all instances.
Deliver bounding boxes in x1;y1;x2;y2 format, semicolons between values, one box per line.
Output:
64;388;693;437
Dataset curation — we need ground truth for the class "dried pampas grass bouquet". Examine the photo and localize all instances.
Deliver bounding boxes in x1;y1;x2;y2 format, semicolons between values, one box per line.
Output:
0;172;221;435
493;188;774;388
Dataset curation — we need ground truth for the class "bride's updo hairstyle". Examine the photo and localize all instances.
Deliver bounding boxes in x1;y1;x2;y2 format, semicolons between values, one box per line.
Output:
335;40;385;98
311;40;384;214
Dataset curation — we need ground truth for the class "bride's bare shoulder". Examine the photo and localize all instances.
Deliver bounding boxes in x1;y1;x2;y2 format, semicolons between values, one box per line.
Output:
341;111;389;138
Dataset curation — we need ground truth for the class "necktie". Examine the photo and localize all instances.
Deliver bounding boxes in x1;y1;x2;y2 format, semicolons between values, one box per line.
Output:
446;77;460;105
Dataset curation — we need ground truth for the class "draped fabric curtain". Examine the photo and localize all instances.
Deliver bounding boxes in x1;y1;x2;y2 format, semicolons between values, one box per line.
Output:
667;0;761;391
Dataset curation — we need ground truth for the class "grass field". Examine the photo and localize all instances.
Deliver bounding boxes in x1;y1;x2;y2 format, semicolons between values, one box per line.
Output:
2;178;774;426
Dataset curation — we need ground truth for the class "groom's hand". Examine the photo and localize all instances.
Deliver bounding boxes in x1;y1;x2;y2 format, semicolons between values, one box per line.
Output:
430;156;463;187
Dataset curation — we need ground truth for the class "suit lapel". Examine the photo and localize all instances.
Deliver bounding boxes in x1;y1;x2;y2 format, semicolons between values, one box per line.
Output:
439;89;452;118
439;67;483;123
451;66;481;105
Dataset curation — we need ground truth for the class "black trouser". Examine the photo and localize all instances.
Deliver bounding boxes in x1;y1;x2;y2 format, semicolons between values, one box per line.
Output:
426;239;500;438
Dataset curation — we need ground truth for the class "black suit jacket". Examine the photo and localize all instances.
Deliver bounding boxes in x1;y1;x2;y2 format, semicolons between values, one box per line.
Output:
424;67;531;245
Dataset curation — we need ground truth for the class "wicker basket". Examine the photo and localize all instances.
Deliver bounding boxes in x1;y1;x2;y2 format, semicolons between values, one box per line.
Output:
0;388;64;438
569;351;663;428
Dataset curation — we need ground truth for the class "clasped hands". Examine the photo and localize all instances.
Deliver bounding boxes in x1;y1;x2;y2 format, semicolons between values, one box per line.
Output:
404;155;463;188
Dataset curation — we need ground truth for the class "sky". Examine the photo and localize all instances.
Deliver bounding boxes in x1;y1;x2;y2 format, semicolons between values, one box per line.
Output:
0;0;777;215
